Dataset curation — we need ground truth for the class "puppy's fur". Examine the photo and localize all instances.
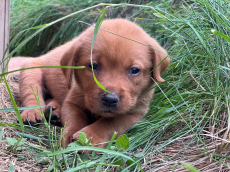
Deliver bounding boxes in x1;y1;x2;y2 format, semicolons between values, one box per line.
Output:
10;19;170;148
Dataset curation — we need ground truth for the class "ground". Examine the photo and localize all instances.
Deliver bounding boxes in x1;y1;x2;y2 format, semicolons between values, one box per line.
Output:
0;75;50;172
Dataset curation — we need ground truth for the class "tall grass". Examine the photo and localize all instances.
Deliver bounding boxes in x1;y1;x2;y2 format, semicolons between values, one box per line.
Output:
10;0;148;57
1;0;230;171
126;0;230;170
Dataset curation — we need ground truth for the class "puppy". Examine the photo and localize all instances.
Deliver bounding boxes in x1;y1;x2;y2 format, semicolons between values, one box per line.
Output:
7;57;30;77
10;19;170;148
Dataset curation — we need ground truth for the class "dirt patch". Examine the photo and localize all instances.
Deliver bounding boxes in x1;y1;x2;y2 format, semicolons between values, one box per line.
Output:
0;75;50;172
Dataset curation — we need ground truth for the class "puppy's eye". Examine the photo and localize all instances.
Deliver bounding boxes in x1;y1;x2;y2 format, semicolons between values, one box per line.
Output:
88;63;99;70
129;67;140;75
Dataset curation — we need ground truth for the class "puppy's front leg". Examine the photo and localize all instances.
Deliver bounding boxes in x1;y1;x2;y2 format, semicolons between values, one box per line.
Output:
19;59;45;125
72;110;146;148
61;101;90;148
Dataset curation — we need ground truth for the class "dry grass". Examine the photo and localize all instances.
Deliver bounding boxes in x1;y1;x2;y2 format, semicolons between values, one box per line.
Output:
146;135;230;171
0;75;50;172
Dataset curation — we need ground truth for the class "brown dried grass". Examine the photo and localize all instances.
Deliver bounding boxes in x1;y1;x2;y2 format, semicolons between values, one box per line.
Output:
0;75;49;172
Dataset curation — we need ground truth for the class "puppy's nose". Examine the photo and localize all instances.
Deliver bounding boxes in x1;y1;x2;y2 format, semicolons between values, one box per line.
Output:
101;93;119;107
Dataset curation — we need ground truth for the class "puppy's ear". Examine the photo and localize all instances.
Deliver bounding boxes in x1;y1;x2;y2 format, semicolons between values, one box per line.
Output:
60;42;81;88
149;39;170;82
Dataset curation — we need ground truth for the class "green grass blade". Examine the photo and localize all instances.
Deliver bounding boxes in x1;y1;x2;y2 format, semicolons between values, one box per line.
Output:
1;65;85;76
48;145;143;172
0;105;45;112
211;29;230;42
181;162;200;172
66;160;98;172
28;24;50;30
90;8;112;94
95;132;117;172
4;76;24;133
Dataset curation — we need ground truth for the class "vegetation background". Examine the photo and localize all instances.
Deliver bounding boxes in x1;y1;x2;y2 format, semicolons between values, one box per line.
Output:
0;0;230;171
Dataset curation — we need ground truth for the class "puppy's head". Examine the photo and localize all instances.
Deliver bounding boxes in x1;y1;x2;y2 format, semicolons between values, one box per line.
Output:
61;19;170;117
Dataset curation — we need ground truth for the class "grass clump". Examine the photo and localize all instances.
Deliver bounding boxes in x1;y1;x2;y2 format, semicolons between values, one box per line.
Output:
1;0;230;171
10;0;147;57
126;0;230;170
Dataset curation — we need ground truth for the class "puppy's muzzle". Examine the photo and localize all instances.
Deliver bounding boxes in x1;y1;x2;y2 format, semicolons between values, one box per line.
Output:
101;92;119;107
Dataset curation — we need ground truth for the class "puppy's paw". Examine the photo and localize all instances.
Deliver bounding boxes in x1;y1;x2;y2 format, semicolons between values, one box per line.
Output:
61;128;76;148
44;106;61;126
20;109;43;126
44;99;61;126
72;128;107;148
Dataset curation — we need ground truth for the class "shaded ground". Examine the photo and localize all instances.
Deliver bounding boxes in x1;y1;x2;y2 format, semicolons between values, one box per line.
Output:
1;75;230;171
0;75;50;172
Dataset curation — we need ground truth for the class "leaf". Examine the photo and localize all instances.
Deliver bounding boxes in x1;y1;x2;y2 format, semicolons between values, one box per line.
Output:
116;134;130;151
126;159;137;169
0;128;4;142
91;151;97;159
110;146;117;151
86;137;92;146
77;132;87;145
8;162;14;172
17;138;27;146
6;137;17;146
182;163;200;172
68;141;81;148
110;157;124;166
16;146;26;151
79;154;90;161
133;152;144;158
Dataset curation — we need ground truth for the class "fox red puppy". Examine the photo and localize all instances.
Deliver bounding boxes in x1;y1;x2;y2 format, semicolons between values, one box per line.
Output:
10;19;170;148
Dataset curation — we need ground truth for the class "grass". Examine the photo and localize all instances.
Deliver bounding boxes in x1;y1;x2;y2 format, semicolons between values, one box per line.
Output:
1;0;230;171
10;0;148;57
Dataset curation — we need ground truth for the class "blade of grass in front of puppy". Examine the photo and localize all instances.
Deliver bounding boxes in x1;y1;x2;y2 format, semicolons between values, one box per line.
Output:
90;8;113;94
3;76;24;133
48;145;143;172
95;132;117;172
0;66;85;77
0;105;45;112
